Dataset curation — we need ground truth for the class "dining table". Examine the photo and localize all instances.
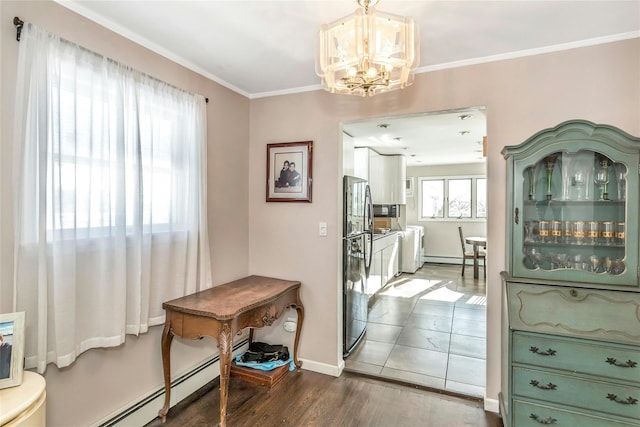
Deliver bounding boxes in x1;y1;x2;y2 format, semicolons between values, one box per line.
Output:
465;236;487;279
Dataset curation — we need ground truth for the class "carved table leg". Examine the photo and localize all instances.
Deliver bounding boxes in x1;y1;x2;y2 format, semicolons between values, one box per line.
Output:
217;323;233;427
158;320;174;422
293;303;304;368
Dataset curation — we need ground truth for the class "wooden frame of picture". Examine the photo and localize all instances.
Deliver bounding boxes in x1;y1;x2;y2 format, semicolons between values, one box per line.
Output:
266;141;313;202
0;311;25;389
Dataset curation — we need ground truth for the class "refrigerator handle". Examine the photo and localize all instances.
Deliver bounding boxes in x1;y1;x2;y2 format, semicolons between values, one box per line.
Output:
365;185;374;271
365;231;373;272
365;185;373;232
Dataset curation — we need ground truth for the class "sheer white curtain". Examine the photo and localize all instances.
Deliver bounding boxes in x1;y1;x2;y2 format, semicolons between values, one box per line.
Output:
13;23;211;373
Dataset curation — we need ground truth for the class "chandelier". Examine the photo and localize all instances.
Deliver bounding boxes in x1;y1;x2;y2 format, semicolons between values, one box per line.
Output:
316;0;420;97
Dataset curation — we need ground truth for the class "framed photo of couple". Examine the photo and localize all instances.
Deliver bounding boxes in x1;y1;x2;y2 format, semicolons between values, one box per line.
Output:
266;141;313;202
0;311;25;389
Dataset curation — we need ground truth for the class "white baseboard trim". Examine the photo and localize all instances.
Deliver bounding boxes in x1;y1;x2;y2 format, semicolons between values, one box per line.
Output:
297;358;342;377
424;256;460;264
484;397;500;413
424;256;481;267
95;340;249;427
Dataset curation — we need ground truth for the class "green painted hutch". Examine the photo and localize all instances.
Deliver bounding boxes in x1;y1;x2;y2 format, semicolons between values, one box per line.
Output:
501;120;640;426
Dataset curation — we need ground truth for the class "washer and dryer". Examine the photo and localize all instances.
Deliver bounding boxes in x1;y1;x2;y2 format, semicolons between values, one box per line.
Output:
401;225;424;273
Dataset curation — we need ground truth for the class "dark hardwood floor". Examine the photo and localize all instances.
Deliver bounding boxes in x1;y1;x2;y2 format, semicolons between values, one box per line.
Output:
146;369;503;427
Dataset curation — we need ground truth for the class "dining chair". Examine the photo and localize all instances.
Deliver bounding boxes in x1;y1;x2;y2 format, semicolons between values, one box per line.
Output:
458;226;486;278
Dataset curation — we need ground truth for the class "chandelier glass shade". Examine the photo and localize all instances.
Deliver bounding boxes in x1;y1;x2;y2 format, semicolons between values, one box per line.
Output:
316;0;420;96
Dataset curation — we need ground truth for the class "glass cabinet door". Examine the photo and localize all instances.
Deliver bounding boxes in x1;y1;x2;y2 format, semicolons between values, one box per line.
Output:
506;122;639;287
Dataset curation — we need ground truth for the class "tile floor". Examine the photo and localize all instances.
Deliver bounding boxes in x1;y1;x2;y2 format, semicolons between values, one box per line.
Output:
344;263;487;398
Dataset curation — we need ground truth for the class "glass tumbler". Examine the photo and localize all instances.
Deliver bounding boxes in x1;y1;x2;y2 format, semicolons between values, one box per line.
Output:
615;222;625;245
572;221;586;245
550;220;562;244
538;221;550;243
586;221;600;245
601;221;614;245
562;220;573;244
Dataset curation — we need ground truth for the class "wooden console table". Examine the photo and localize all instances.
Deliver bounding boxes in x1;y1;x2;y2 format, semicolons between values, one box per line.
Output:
158;275;304;427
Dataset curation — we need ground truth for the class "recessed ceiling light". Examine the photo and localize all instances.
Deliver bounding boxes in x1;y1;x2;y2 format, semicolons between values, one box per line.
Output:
458;114;473;120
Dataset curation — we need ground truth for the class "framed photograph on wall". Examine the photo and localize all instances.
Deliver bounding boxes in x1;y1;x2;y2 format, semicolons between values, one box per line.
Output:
0;311;25;389
266;141;313;202
405;177;414;197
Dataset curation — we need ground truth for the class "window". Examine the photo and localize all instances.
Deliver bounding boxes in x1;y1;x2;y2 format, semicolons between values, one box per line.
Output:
419;176;486;220
14;23;211;373
46;67;195;240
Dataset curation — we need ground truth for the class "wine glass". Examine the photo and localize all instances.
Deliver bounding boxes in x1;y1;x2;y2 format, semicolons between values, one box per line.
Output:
555;253;568;269
589;255;601;273
526;247;544;269
614;163;627;201
594;161;610;200
544;155;557;201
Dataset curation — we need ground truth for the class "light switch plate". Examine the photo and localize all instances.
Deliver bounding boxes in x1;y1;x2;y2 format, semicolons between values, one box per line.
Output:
319;222;327;236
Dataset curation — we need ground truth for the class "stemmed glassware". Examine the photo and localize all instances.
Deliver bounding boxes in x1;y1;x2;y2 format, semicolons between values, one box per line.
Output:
544;155;557;200
614;163;627;201
594;157;610;200
526;247;544;269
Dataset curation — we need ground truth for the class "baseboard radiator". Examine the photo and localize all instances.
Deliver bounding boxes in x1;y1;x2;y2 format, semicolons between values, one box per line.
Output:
96;339;249;427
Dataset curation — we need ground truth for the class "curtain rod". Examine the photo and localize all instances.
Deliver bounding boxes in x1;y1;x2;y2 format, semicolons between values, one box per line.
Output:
11;16;208;103
14;16;24;41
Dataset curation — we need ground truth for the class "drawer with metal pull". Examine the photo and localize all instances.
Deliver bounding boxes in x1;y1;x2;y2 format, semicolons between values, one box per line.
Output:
513;400;640;427
513;367;639;420
513;332;640;384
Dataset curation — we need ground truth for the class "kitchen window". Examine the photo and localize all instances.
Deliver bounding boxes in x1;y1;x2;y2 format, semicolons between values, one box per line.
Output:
418;176;486;221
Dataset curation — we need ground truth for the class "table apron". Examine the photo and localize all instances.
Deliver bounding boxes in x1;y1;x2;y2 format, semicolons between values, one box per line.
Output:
167;288;302;339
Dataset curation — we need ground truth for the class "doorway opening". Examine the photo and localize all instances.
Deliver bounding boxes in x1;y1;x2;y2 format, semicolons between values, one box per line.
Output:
341;107;488;398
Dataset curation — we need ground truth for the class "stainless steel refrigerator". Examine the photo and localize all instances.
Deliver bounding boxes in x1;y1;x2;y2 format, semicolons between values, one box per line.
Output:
343;175;373;356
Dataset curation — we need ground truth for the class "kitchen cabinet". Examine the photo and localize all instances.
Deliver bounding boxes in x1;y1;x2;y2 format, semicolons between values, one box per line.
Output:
370;232;399;294
369;154;406;205
354;147;372;181
354;148;406;205
500;120;640;427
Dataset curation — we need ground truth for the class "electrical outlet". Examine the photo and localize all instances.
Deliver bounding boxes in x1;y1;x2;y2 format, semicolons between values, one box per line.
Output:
283;317;297;332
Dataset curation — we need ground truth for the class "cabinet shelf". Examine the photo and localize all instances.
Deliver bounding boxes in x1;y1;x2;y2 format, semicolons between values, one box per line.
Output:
524;199;625;207
523;241;625;249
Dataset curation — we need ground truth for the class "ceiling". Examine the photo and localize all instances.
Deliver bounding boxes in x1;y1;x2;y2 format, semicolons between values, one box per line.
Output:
56;1;639;166
343;107;487;166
